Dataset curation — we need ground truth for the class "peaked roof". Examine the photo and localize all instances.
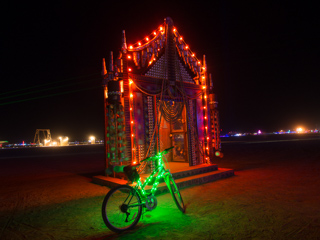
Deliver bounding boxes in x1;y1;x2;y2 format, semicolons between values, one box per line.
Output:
124;17;207;86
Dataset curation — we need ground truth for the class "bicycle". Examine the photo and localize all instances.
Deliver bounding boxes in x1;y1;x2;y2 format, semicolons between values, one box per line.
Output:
101;146;185;233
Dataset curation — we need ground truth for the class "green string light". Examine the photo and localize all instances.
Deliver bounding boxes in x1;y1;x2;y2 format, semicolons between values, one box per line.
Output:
134;151;170;196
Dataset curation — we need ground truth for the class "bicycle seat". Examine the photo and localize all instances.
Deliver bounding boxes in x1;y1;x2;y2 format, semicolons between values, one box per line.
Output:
123;164;140;172
123;164;141;182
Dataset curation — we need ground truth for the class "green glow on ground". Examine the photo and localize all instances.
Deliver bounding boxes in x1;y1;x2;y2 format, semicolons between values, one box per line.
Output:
2;139;320;239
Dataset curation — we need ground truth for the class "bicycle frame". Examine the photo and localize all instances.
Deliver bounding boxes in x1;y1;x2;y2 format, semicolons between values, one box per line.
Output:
130;152;170;207
101;146;185;233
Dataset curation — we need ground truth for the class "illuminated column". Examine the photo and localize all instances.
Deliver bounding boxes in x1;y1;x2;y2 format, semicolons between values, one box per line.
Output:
201;55;210;163
121;50;133;164
128;78;137;164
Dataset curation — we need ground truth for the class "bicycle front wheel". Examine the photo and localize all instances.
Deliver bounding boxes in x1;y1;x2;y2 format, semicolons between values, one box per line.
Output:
166;175;185;213
102;185;142;233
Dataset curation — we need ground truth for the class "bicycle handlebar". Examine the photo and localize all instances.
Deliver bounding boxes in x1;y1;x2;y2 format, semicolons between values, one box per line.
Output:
140;146;174;162
162;146;174;154
140;156;153;163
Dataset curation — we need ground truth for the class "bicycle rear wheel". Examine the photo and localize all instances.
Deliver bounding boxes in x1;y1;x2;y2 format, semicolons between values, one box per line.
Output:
166;175;185;213
102;185;142;233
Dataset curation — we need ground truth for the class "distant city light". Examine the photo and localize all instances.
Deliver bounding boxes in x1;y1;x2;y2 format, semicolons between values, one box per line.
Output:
220;126;320;138
89;136;96;144
296;127;304;133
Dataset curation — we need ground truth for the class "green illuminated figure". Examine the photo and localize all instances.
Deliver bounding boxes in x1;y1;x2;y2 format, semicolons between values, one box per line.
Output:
101;147;185;233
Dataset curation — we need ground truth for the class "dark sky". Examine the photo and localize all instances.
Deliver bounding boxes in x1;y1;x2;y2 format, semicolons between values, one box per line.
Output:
1;1;319;143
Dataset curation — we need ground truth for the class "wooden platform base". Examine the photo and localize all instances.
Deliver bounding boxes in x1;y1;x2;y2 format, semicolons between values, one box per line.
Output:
92;162;234;194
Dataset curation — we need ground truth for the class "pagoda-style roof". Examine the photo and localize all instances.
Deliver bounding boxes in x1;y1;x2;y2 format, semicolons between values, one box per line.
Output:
102;17;211;100
125;17;206;85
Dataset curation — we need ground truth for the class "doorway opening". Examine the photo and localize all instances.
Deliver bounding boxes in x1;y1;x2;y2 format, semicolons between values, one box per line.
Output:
159;102;188;163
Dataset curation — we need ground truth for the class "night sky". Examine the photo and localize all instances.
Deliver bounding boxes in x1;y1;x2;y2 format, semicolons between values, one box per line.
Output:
1;1;319;143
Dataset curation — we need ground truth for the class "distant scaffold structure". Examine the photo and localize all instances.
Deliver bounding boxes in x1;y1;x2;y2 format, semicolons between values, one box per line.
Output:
34;129;52;146
102;17;221;175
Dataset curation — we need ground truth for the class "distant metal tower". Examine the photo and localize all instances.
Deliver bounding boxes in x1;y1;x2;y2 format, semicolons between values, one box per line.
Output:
34;129;52;145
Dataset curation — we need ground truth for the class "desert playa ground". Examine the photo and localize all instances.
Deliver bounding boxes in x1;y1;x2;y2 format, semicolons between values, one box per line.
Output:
0;134;320;239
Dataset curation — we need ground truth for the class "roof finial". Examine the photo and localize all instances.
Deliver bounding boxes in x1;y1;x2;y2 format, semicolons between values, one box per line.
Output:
101;58;107;76
203;55;207;70
122;30;127;52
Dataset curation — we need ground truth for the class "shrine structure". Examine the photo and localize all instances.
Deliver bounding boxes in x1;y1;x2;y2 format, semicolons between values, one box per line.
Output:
101;17;221;175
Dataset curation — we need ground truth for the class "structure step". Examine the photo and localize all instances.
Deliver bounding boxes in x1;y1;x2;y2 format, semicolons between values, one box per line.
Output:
92;168;234;194
147;168;234;195
171;164;218;179
138;163;219;184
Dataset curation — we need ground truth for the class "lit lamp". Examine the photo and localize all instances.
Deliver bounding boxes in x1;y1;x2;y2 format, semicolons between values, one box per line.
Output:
44;139;51;146
59;136;69;146
296;127;304;133
89;136;96;144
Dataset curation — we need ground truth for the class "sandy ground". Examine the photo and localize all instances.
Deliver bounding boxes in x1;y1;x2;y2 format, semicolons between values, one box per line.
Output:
0;137;320;240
